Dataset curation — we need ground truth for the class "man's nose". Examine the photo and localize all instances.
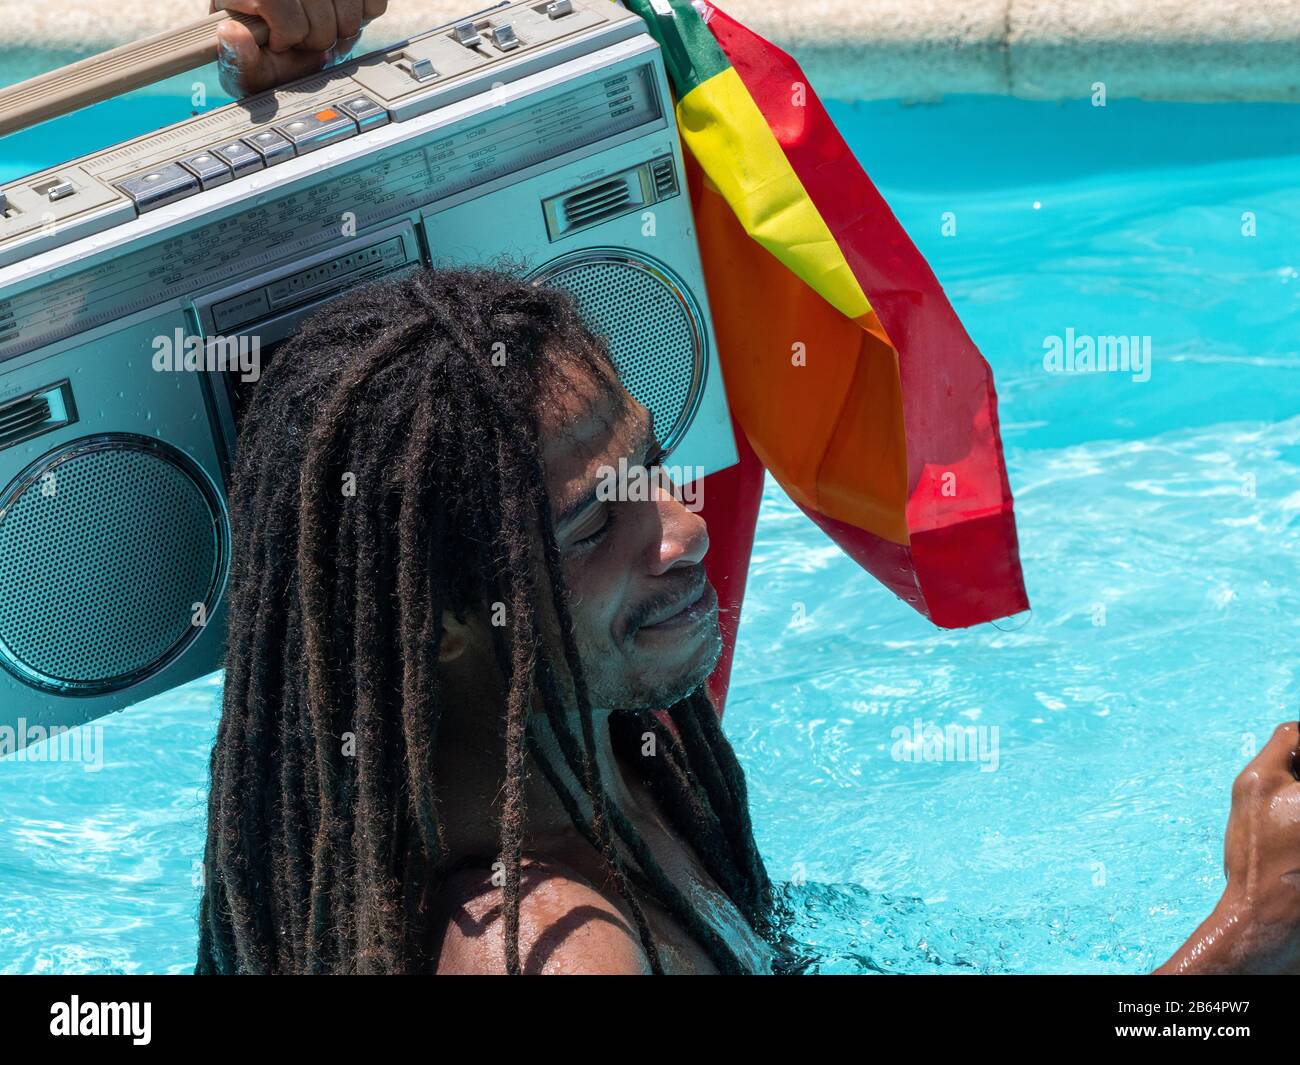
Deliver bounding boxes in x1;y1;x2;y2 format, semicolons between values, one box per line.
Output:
646;472;709;575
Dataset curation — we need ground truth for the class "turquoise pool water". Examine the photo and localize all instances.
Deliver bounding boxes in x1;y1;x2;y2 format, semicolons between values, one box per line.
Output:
1;86;1298;973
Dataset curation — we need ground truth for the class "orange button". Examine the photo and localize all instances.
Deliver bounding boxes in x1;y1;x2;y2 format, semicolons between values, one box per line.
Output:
315;108;339;121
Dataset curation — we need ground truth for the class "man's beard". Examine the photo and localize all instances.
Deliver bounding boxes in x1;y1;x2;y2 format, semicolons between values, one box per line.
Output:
604;613;724;713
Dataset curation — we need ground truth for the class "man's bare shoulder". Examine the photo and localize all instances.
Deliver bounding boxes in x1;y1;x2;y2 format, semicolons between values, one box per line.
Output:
431;857;652;975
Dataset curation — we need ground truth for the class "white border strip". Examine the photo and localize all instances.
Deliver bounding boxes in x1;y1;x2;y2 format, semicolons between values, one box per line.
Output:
2;0;1300;102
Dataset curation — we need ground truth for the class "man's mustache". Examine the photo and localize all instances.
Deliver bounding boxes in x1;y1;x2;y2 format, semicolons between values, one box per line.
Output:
623;566;710;637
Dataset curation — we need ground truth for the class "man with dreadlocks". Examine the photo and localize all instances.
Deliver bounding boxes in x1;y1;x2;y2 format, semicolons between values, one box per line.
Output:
198;0;788;976
198;262;786;974
198;257;1300;978
199;0;1300;977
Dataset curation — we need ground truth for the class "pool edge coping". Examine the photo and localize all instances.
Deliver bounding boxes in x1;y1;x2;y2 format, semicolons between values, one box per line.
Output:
1;0;1299;103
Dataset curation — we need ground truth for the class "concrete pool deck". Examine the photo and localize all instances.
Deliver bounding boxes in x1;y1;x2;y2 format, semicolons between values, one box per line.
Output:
0;0;1298;102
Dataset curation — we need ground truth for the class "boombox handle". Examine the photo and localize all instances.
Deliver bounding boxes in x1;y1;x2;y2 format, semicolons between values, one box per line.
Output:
0;11;270;138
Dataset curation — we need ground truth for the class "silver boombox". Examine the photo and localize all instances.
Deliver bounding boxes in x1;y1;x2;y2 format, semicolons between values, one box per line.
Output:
0;0;736;739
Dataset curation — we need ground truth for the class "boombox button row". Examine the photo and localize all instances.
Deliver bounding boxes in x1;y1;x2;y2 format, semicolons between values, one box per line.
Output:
179;152;233;190
336;95;390;131
275;107;359;155
116;163;200;213
492;24;521;51
211;140;263;178
452;21;481;47
244;129;295;165
116;95;391;213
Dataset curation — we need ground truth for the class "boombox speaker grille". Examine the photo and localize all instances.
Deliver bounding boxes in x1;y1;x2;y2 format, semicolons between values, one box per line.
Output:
0;435;228;694
532;250;706;454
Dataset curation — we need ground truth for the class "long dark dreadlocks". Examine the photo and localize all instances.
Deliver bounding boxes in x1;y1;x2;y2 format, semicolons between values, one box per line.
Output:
196;266;783;974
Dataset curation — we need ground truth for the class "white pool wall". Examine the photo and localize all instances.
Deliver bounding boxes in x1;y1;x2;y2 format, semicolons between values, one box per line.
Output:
1;0;1299;101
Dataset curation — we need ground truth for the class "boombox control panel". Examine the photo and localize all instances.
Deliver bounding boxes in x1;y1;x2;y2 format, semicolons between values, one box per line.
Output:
0;0;634;268
0;61;661;361
114;95;390;211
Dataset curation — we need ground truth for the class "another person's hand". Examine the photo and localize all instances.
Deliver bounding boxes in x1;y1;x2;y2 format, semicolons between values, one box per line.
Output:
211;1;389;97
1159;721;1300;973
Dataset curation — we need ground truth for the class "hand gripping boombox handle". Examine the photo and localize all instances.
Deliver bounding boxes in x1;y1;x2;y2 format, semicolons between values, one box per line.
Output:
0;11;270;138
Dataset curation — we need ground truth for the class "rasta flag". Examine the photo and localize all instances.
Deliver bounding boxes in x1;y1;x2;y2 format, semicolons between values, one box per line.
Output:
617;0;1029;708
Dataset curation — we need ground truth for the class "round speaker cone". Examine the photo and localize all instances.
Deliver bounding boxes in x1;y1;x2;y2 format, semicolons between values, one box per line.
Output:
531;250;707;454
0;435;228;694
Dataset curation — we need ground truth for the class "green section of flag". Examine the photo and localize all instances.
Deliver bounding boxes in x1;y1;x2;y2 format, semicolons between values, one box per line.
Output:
620;0;730;97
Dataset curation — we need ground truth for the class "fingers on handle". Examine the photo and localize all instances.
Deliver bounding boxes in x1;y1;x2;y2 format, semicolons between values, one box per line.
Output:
252;0;313;52
334;0;365;41
218;17;334;95
218;0;387;93
300;2;340;53
216;17;271;96
211;0;263;13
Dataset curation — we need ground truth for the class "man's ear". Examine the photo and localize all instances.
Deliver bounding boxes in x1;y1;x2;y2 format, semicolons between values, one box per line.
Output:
439;609;473;664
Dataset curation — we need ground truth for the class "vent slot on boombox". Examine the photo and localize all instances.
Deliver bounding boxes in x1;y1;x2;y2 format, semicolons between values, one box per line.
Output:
650;157;677;199
563;178;632;227
542;155;680;241
0;381;76;451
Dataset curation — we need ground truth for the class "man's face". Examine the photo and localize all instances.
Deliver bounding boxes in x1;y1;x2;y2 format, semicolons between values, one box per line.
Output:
540;359;721;711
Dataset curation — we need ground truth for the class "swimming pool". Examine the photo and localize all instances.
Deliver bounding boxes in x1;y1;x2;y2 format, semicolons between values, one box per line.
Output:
1;83;1297;973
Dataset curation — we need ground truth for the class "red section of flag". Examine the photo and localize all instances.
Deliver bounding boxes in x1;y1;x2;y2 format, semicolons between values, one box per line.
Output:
698;414;765;714
699;3;1028;624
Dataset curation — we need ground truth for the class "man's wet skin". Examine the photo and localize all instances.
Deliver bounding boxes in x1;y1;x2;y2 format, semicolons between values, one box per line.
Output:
429;358;771;973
